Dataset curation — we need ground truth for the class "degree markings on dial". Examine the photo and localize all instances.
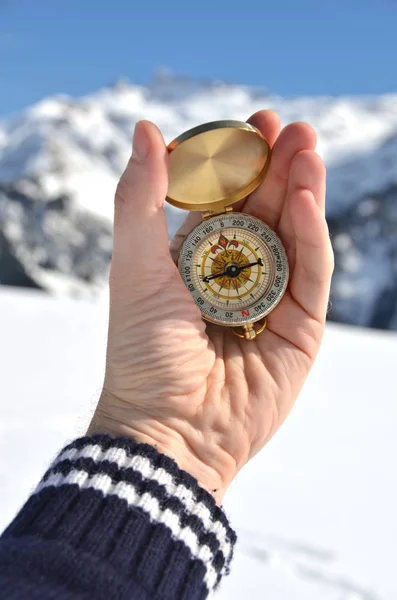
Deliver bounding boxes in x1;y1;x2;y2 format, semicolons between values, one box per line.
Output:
187;224;274;311
179;214;289;325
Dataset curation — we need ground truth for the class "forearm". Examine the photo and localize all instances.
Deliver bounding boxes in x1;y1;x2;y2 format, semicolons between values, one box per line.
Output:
0;434;236;600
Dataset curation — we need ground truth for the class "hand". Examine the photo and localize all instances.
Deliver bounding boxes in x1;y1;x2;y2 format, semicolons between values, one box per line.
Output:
88;113;334;505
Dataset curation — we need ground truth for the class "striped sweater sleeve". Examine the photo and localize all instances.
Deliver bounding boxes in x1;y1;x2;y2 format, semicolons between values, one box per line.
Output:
0;434;236;600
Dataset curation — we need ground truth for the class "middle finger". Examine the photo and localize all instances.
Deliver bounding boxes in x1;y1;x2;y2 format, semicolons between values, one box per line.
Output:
243;119;317;229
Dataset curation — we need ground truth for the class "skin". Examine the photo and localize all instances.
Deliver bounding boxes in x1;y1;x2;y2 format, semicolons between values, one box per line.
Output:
88;111;334;505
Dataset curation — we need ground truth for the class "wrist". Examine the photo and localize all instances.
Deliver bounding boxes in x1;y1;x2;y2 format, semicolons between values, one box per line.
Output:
99;424;227;505
88;393;231;505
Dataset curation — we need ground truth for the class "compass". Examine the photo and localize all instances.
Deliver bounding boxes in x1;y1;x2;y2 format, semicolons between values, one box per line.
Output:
166;120;289;340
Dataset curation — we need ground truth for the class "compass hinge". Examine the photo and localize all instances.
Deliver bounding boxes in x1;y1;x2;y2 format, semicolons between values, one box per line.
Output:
232;319;267;340
203;206;233;220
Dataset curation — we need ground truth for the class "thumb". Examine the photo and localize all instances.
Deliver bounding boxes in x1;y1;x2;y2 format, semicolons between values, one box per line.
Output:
111;121;172;295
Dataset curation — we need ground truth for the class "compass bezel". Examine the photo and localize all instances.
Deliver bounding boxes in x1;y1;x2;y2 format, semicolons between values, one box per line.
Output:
178;213;289;327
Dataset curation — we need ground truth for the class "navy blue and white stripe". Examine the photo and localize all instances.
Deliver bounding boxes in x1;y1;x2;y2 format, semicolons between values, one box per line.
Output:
35;435;236;594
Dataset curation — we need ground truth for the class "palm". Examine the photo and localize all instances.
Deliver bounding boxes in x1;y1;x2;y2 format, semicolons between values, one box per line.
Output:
93;112;333;502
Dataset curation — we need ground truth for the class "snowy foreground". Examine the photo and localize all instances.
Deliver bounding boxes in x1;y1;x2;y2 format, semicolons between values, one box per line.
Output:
0;287;396;600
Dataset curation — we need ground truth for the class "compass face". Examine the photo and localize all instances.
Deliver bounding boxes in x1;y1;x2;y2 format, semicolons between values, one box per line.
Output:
178;213;289;326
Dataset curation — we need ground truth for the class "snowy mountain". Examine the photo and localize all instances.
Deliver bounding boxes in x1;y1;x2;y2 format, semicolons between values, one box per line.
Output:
1;287;397;599
0;73;397;327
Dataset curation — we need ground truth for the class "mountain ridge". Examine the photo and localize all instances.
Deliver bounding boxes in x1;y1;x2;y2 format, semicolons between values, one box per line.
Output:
0;75;396;328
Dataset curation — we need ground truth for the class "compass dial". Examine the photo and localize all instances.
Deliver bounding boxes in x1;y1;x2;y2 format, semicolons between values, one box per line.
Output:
178;213;289;326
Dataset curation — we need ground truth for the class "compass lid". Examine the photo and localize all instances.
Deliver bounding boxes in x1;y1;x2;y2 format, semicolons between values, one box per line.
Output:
166;120;271;212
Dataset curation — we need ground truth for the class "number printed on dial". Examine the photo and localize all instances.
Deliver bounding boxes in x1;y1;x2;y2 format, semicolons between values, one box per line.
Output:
178;213;289;326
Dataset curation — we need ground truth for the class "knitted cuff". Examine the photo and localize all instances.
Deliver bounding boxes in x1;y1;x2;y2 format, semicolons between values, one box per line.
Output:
2;435;236;599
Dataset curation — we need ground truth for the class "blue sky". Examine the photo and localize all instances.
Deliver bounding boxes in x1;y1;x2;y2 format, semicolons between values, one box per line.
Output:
1;0;396;116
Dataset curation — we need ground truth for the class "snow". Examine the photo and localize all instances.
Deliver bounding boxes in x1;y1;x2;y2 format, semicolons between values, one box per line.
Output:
1;76;397;330
0;286;396;599
1;77;397;222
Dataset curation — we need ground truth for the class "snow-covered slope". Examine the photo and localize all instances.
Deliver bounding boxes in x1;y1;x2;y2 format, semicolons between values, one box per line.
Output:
0;74;397;326
2;76;397;220
1;287;396;599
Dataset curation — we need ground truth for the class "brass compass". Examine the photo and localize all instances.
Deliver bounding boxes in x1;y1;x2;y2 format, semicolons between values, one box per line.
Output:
166;120;289;340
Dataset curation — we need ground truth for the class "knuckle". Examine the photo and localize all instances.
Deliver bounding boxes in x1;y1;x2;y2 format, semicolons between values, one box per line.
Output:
115;174;132;206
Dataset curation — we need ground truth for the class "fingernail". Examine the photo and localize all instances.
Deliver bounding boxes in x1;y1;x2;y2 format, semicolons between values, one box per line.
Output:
132;121;149;162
